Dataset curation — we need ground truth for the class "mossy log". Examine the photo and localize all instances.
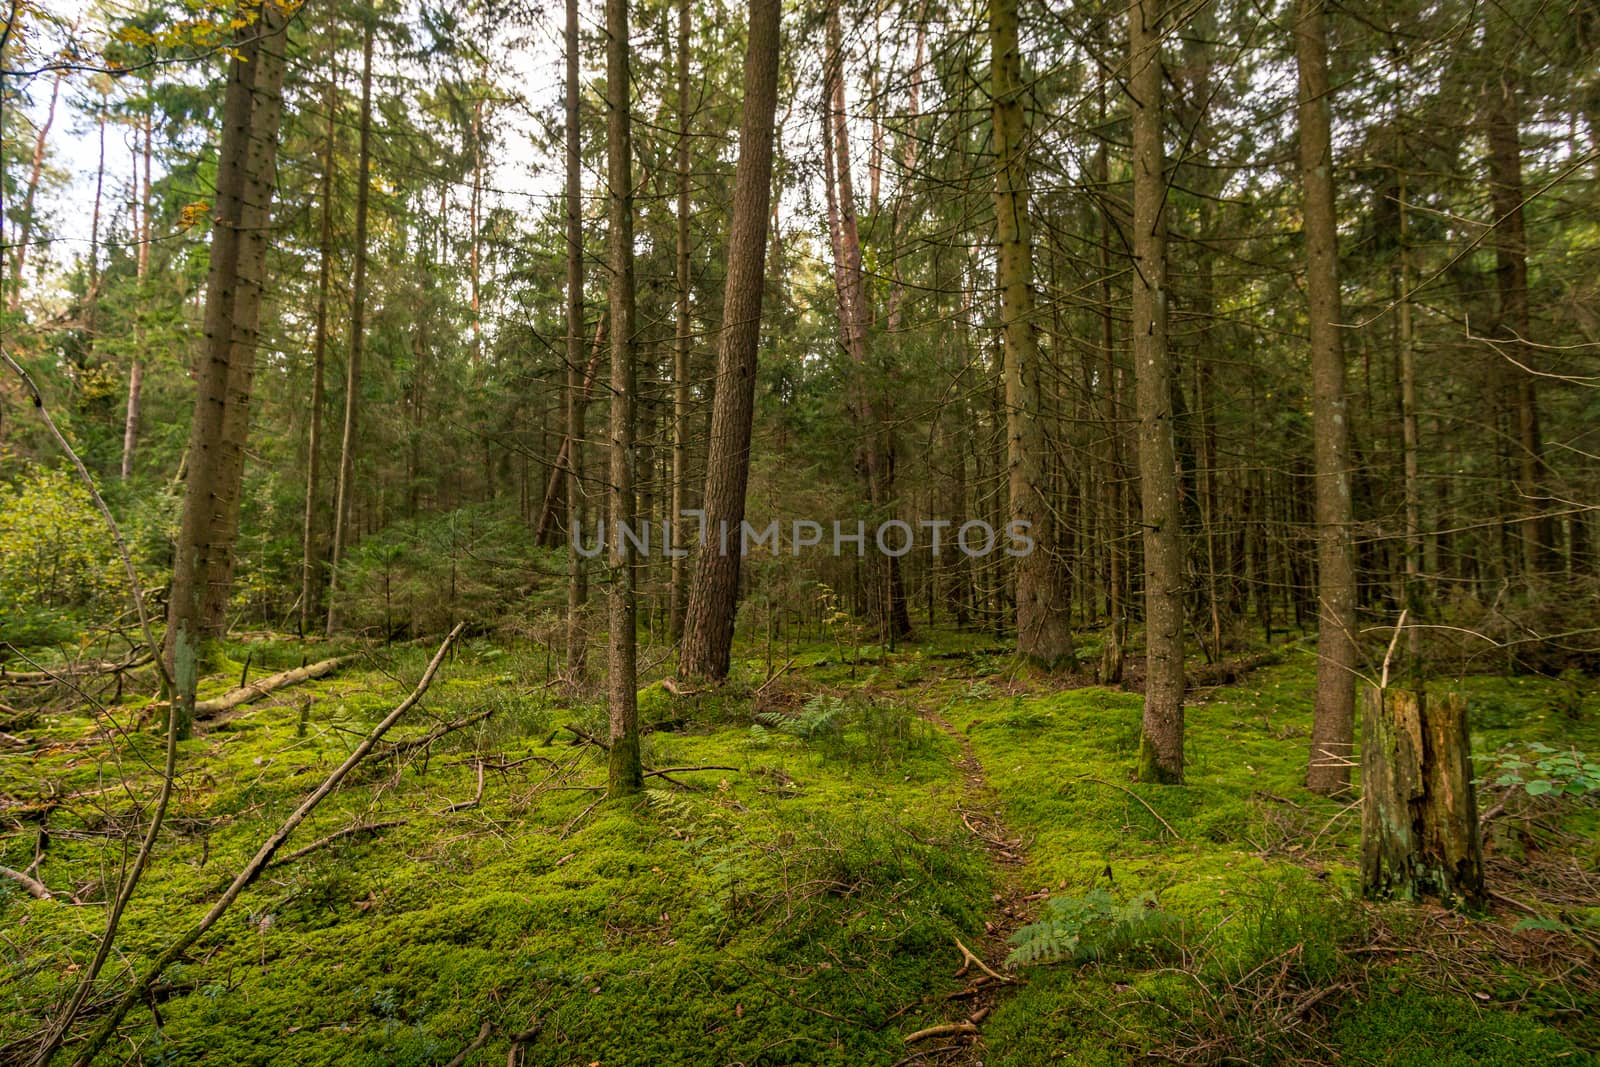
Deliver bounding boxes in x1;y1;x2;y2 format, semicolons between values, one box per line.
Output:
1360;685;1484;907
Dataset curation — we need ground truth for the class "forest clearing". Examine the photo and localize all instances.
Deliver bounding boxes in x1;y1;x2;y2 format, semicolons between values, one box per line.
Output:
2;0;1599;1062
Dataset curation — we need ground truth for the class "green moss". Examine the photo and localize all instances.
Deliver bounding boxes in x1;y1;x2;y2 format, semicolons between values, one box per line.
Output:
3;628;1596;1064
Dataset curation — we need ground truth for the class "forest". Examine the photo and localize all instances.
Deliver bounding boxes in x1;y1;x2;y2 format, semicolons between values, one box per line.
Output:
1;0;1598;1061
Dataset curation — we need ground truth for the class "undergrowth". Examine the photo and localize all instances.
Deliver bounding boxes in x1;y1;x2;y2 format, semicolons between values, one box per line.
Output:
1;629;1596;1064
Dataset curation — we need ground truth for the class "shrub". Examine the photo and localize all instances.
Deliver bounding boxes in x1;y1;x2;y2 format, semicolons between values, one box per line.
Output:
0;466;129;648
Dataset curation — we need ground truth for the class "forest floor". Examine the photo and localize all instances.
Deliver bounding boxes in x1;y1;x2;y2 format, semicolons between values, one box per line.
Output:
2;625;1599;1066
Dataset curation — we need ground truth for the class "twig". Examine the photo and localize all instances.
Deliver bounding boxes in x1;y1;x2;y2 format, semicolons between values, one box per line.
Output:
755;658;797;697
443;1020;494;1067
267;820;407;867
505;1021;542;1067
643;765;738;778
902;1021;978;1043
444;761;486;813
558;723;608;749
1077;776;1186;841
66;624;465;1067
1380;609;1408;690
890;1044;964;1067
559;796;605;840
953;936;1015;985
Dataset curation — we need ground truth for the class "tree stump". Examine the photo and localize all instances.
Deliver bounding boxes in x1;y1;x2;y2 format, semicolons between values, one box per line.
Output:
1360;686;1484;907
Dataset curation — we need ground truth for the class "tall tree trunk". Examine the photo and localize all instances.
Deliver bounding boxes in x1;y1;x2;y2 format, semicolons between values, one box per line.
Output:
166;2;292;740
1129;0;1185;784
1397;164;1422;661
992;0;1074;669
85;97;106;361
7;70;62;310
823;0;911;639
606;0;643;795
677;0;783;681
202;4;291;635
326;20;376;635
669;0;693;641
1297;0;1359;795
120;106;152;479
301;68;338;636
565;0;589;673
1484;6;1553;578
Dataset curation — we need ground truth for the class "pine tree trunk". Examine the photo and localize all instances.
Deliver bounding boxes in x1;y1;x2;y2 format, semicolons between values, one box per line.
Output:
606;0;644;795
166;3;292;740
992;0;1074;669
1297;0;1359;795
202;18;290;634
326;20;376;635
301;66;339;636
565;0;589;672
1129;0;1185;784
121;107;153;480
822;0;911;640
670;0;693;642
1484;7;1554;579
678;0;783;682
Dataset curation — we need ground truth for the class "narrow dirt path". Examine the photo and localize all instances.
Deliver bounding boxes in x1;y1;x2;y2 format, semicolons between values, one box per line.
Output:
912;706;1040;1065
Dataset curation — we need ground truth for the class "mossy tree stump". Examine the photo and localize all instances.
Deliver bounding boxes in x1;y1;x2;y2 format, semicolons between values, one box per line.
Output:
1359;685;1484;907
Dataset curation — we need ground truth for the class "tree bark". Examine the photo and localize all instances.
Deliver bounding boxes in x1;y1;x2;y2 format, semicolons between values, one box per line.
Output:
566;0;589;673
1483;6;1554;579
1297;0;1359;795
822;0;911;641
326;19;376;635
677;0;783;682
670;0;694;642
992;0;1075;669
165;2;292;740
1360;686;1484;907
1129;0;1185;784
202;17;291;635
301;59;339;637
120;104;151;480
606;0;643;795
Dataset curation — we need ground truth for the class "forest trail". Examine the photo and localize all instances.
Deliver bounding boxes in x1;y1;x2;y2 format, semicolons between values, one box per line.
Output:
920;704;1037;1064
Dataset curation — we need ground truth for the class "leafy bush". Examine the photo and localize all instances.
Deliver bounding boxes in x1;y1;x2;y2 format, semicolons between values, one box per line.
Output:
1479;742;1600;798
0;466;132;649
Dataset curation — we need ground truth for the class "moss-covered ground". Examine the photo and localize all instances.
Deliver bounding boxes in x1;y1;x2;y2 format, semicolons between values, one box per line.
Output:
2;627;1597;1065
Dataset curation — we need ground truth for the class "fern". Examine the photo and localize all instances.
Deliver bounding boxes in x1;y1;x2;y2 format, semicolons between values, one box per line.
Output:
754;694;845;741
1007;890;1173;967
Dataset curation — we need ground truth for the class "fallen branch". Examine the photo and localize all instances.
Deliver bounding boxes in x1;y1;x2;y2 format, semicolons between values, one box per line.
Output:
754;658;797;698
444;762;486;813
67;623;464;1067
1076;775;1185;841
505;1021;543;1066
1;864;54;900
557;723;608;749
902;1021;977;1043
0;653;153;688
268;820;408;868
953;936;1015;985
384;707;497;761
442;1020;494;1067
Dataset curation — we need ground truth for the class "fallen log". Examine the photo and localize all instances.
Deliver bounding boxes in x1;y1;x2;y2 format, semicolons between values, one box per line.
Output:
142;654;358;721
0;653;153;687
